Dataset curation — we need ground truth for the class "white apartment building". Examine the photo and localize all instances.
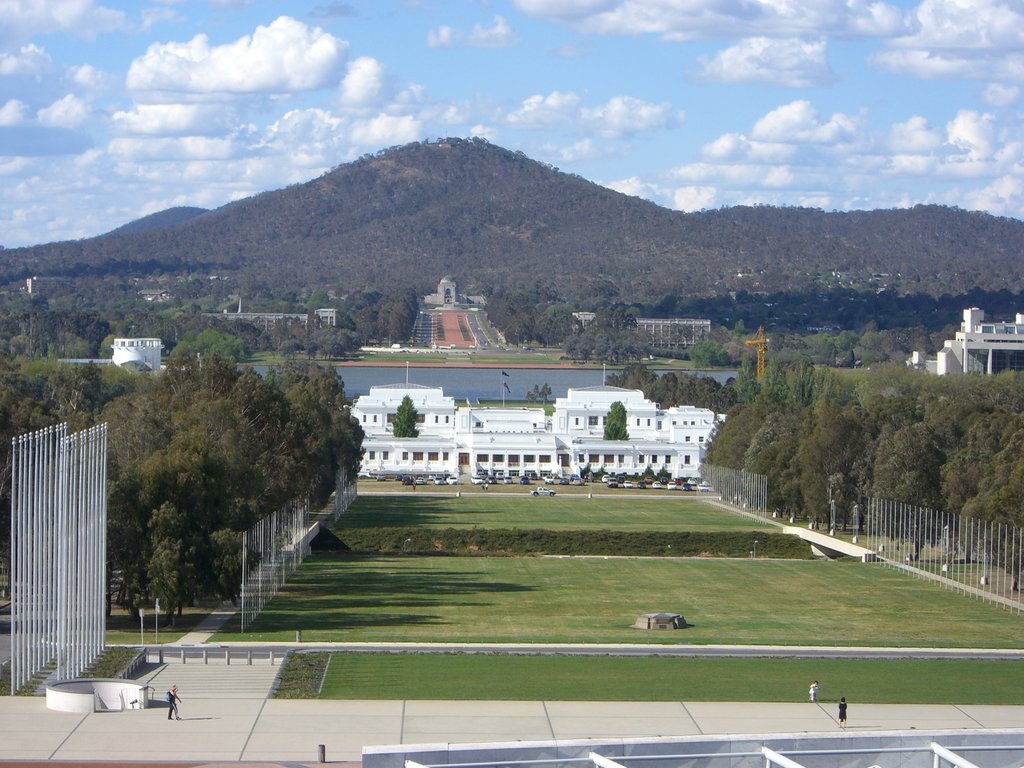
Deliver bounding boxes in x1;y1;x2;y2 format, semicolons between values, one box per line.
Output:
933;308;1024;375
354;383;721;480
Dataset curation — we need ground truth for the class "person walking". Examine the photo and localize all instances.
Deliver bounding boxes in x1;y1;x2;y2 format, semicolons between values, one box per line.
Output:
166;685;181;721
838;697;848;728
809;680;820;703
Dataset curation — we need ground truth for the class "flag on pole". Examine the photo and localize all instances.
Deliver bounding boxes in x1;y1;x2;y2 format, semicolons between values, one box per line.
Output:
502;370;509;377
504;382;511;393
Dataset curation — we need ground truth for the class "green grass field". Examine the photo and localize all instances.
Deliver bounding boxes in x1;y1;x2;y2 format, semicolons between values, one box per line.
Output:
318;652;1023;704
340;494;764;532
218;555;1024;647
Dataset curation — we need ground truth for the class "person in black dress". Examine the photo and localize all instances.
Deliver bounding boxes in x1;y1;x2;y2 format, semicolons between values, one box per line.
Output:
838;697;847;728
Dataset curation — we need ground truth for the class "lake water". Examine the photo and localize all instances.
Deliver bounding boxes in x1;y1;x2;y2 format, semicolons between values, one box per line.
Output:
331;365;737;401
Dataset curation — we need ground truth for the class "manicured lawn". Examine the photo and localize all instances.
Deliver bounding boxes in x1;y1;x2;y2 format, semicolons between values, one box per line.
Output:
339;494;763;532
318;652;1023;704
218;555;1024;647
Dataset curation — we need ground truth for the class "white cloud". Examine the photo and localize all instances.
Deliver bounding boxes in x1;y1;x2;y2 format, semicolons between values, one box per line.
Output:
887;115;942;153
108;136;237;161
751;100;858;144
427;15;518;48
699;132;795;162
945;109;995;160
581;96;680;138
963;174;1024;215
513;0;904;40
982;83;1020;107
0;44;51;77
339;57;391;108
696;37;832;87
0;99;28;126
506;91;581;129
112;103;232;135
37;94;90;128
68;64;116;92
673;185;717;211
872;0;1024;81
348;113;421;148
126;16;349;97
1;0;124;47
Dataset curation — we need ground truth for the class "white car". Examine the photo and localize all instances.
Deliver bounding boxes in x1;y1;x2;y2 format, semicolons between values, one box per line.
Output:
532;486;556;496
697;481;712;492
445;477;459;485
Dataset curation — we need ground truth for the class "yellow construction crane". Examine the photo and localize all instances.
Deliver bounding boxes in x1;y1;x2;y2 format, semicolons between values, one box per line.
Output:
745;326;767;379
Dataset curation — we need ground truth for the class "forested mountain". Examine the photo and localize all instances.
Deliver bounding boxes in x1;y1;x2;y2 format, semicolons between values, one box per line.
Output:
4;137;1024;304
103;206;209;236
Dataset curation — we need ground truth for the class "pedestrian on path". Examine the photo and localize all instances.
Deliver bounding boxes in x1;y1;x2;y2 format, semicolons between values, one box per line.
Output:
838;697;848;728
166;685;181;720
809;680;820;703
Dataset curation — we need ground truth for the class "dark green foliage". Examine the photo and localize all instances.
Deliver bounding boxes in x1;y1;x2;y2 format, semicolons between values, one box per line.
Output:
392;394;420;438
603;401;629;440
333;527;810;559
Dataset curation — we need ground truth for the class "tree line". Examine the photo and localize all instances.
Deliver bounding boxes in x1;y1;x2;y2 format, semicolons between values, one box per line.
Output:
0;351;363;621
700;361;1024;529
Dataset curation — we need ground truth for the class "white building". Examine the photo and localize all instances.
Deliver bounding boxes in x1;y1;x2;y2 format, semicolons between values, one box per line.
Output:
354;383;721;480
110;338;163;371
931;308;1024;375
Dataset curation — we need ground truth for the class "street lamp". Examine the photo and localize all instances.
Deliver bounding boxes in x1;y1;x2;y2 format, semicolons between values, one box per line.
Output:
751;539;758;559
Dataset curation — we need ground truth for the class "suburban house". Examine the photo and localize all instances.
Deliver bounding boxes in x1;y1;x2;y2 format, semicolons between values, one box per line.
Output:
353;383;721;480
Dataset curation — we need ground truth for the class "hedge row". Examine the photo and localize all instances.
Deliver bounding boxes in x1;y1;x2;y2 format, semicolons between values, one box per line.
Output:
323;527;813;559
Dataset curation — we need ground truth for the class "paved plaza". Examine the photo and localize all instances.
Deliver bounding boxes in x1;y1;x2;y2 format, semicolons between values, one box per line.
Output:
1;649;1023;764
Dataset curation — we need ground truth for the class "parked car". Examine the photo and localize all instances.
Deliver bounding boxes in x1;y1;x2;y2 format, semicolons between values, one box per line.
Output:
471;476;485;485
650;482;663;490
433;477;446;485
503;476;515;484
605;480;619;488
622;481;635;489
532;486;556;496
697;481;712;492
636;481;647;489
519;476;531;485
445;477;459;485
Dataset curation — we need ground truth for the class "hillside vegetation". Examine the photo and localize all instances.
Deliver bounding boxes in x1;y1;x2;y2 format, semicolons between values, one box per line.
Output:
4;137;1024;304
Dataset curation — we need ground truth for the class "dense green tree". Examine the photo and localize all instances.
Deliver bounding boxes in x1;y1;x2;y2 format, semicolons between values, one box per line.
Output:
392;394;420;438
604;401;629;440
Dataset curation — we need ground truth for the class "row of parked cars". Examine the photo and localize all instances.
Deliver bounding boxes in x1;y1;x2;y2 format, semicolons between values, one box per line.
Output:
472;473;585;486
603;476;711;491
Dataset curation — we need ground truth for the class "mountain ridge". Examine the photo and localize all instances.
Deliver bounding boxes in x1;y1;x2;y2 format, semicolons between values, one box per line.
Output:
4;137;1023;304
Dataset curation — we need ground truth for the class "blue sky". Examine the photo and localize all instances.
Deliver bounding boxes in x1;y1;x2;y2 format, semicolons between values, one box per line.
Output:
2;0;1023;247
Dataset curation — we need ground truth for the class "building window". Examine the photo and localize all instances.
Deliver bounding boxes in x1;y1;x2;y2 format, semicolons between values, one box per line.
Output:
685;436;691;442
368;451;375;459
434;415;439;424
588;416;599;427
635;418;641;426
665;455;671;464
618;455;624;464
575;417;580;426
647;419;651;426
493;454;505;464
443;452;449;461
604;454;614;463
413;452;424;461
428;452;439;461
382;451;389;460
577;454;584;463
477;453;488;462
445;415;450;424
509;455;520;466
373;414;378;423
416;414;425;423
402;452;409;460
684;455;691;465
540;454;551;463
638;454;645;463
362;415;367;423
699;436;705;443
524;454;536;463
387;414;395;424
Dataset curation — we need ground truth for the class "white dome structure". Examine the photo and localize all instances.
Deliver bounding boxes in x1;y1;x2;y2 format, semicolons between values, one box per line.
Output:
110;338;163;371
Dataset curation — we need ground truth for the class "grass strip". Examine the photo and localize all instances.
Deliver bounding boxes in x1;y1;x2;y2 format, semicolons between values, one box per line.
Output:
276;652;331;698
320;652;1023;705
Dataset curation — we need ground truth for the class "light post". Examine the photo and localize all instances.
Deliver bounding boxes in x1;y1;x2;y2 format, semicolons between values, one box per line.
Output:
155;598;160;645
139;608;145;646
753;539;758;559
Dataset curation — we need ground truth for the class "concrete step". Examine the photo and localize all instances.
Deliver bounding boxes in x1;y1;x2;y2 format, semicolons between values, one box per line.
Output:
137;657;282;699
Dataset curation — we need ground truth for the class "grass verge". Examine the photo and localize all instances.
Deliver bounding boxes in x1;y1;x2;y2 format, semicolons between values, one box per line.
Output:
319;652;1024;705
276;652;331;698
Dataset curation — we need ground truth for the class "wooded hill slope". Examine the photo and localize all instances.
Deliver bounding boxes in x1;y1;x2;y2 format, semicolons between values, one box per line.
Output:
5;137;1024;305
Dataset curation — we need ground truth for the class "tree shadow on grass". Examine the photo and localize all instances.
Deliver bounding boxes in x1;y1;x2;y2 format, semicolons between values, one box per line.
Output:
336;497;513;529
230;555;537;634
